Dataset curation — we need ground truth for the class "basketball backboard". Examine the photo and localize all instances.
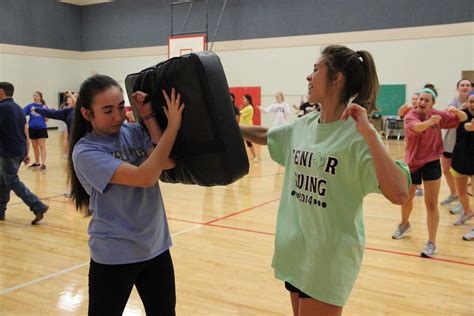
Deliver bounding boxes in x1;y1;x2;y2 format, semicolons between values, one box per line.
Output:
168;34;207;58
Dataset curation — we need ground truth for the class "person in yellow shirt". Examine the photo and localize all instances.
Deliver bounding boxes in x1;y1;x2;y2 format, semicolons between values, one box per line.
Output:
240;94;258;163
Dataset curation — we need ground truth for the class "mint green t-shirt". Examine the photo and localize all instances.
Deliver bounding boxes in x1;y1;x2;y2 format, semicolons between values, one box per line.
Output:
267;111;410;306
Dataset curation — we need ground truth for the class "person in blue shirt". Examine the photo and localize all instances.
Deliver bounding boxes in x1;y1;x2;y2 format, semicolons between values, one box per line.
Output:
23;91;49;171
0;82;49;224
68;75;184;315
31;91;75;138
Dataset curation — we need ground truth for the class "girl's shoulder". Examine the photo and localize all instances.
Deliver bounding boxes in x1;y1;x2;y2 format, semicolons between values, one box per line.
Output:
448;97;461;108
431;108;454;117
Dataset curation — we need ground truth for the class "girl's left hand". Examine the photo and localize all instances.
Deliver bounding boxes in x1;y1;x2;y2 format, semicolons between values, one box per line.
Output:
341;103;374;136
131;91;153;119
447;106;459;113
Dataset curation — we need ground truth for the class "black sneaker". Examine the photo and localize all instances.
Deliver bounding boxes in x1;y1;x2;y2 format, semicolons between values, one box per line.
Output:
31;205;49;225
28;163;40;169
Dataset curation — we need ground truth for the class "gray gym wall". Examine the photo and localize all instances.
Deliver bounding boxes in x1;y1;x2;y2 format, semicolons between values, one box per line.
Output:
0;0;473;51
0;0;81;50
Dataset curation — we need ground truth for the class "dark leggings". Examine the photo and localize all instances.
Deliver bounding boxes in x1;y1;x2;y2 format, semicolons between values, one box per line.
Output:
88;250;175;316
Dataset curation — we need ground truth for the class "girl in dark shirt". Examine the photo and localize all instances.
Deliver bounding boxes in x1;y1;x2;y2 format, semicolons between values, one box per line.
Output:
451;91;474;228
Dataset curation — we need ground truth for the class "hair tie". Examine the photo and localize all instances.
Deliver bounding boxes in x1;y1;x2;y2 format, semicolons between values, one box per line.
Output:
356;50;363;62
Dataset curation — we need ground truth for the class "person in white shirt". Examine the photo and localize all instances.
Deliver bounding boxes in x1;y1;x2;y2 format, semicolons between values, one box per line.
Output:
260;92;291;126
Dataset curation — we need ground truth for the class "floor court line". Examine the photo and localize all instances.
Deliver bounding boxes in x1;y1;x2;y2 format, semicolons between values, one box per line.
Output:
172;218;474;267
0;261;89;296
0;224;203;296
7;193;66;207
7;195;471;299
43;198;474;267
205;197;280;225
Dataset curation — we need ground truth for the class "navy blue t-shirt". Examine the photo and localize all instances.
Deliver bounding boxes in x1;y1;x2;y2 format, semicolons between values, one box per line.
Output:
452;109;474;175
34;106;74;136
0;98;27;158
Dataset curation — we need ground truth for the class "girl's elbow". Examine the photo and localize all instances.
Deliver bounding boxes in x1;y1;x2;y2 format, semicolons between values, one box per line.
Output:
141;172;162;187
388;189;409;205
164;159;176;170
142;177;158;187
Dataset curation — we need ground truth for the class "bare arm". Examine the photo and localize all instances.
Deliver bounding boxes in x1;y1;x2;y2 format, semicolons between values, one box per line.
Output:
110;89;184;187
23;124;30;165
141;114;176;169
361;129;408;204
411;115;440;133
259;105;270;114
397;104;411;117
343;104;408;204
65;90;77;106
240;125;268;145
448;107;468;122
464;119;474;131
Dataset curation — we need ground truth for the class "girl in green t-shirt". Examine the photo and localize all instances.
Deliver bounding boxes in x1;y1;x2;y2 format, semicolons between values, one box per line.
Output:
240;45;410;315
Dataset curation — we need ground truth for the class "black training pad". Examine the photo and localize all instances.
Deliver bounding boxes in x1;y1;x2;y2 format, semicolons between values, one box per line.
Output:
125;51;249;186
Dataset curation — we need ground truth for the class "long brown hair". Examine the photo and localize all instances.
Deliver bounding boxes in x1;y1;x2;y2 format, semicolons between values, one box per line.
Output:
321;45;379;113
68;74;122;215
34;91;46;105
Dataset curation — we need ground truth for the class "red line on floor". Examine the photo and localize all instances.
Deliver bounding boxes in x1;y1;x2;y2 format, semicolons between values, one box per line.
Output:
167;217;474;267
364;247;474;266
44;198;73;205
207;223;275;236
205;197;280;225
46;196;474;267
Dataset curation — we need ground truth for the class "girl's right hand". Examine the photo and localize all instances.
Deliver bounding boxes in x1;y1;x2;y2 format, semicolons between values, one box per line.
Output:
162;88;185;131
465;119;474;131
429;114;441;126
131;91;153;119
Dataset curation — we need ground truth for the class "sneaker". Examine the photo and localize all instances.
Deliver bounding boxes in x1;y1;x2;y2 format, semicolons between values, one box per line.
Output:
440;195;458;205
454;212;474;226
31;204;49;225
392;223;412;239
27;163;40;169
462;229;474;241
450;203;463;215
420;241;437;258
0;213;5;221
63;192;71;198
40;165;46;171
415;188;424;196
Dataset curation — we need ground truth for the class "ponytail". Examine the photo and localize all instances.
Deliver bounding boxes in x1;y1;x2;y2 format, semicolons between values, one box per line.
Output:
68;74;121;215
322;45;379;114
352;50;379;114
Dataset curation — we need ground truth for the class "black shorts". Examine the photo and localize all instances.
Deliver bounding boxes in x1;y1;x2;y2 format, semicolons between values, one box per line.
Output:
442;152;453;159
285;282;310;299
29;128;48;139
410;160;442;185
245;140;253;148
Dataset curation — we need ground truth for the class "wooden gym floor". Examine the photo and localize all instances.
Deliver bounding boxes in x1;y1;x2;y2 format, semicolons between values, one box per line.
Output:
0;130;473;315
